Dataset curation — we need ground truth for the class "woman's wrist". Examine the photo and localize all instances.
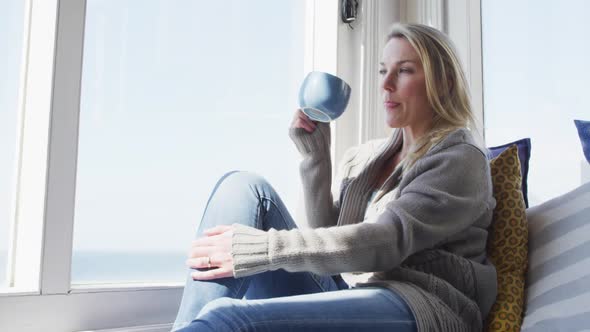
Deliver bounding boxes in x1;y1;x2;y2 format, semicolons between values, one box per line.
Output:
289;122;331;156
231;224;271;278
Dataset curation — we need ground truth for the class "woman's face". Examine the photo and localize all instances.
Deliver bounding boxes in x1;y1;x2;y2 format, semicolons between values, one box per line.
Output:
380;37;434;131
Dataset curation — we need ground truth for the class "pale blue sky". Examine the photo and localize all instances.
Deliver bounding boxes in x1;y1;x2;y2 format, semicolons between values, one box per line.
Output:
1;0;589;263
0;0;24;279
482;0;590;205
72;0;305;255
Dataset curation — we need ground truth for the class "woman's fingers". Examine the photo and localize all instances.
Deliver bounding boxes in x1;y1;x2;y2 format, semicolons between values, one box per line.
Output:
191;230;230;247
186;252;232;269
186;252;234;280
294;117;317;133
297;110;317;127
203;225;232;236
290;109;306;125
290;109;317;133
186;226;234;280
188;237;226;258
296;119;315;133
191;237;214;247
185;256;211;269
188;237;222;258
187;245;211;259
191;266;233;280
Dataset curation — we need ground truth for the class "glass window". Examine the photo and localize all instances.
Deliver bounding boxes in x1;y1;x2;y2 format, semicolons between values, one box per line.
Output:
0;0;25;288
482;0;590;206
72;0;306;284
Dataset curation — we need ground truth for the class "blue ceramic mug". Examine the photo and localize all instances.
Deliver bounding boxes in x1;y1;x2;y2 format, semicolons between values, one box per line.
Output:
298;71;351;122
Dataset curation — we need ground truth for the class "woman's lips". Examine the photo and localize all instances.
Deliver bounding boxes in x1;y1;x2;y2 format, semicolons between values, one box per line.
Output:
384;101;400;109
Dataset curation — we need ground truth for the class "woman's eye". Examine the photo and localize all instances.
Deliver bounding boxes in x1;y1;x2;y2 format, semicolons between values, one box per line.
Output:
378;69;387;75
399;67;413;74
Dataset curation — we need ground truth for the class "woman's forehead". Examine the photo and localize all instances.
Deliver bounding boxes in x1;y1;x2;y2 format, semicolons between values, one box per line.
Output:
382;38;420;65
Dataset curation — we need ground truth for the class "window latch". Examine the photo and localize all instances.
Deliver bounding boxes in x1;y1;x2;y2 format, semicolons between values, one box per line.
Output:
341;0;358;28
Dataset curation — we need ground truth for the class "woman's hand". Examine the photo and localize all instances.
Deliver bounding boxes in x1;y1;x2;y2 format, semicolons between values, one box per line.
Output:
290;109;318;133
186;225;234;280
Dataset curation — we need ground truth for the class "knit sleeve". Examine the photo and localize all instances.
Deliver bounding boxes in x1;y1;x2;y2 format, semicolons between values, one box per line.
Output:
232;143;493;278
289;123;340;228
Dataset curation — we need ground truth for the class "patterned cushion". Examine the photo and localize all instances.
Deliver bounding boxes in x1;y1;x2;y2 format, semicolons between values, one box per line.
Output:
521;182;590;331
488;138;532;207
575;119;590;164
485;145;528;332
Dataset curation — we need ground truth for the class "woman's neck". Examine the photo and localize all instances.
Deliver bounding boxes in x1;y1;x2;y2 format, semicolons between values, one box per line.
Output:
397;107;436;156
400;124;430;158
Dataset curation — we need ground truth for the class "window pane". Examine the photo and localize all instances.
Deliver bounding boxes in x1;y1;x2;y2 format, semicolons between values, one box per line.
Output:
72;0;306;284
0;0;25;288
482;0;590;206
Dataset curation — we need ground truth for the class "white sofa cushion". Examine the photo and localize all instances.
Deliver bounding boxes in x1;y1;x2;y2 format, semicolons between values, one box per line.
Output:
521;182;590;331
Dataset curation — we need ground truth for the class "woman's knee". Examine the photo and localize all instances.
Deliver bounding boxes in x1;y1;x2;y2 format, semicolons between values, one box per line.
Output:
176;298;241;331
215;171;272;196
197;297;248;327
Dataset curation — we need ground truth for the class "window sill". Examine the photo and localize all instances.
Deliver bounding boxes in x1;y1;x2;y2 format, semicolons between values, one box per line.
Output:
77;323;172;332
70;281;184;294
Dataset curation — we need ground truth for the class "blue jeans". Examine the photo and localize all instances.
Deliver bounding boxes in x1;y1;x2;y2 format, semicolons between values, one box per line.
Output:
172;171;416;332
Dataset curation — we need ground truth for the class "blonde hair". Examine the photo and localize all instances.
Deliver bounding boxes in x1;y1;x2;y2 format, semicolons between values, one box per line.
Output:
386;23;479;173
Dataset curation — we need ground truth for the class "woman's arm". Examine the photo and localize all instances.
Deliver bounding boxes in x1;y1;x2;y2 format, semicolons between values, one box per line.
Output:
232;143;494;278
289;112;340;228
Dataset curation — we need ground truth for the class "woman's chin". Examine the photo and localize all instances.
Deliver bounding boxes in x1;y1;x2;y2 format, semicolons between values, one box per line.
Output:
385;117;404;129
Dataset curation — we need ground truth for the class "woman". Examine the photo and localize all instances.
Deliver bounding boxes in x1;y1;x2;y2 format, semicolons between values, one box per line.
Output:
172;23;497;332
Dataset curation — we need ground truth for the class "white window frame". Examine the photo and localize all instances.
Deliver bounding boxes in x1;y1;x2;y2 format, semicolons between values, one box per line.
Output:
444;0;485;138
0;0;484;331
0;0;345;331
332;0;404;161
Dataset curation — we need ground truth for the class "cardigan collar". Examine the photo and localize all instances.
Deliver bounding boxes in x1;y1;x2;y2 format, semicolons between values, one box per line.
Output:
336;129;404;226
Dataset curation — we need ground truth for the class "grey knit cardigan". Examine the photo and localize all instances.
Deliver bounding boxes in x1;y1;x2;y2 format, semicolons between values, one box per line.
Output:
231;122;497;332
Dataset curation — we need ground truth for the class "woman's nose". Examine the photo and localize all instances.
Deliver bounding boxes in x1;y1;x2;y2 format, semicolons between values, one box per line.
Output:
381;75;396;92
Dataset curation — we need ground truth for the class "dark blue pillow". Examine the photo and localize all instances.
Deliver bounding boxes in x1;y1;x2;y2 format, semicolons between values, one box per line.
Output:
487;138;531;208
575;120;590;164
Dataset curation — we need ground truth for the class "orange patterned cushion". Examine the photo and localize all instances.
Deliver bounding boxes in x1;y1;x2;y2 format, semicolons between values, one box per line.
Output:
485;145;528;332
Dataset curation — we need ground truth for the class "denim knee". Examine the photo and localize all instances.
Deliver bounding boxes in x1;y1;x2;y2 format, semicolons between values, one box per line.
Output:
215;171;274;197
197;297;246;329
199;297;238;316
